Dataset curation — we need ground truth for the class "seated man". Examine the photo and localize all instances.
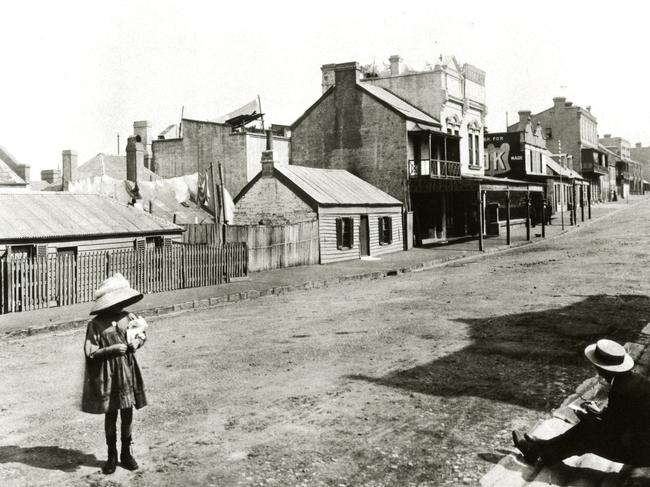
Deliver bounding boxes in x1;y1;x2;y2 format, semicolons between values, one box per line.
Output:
512;339;650;466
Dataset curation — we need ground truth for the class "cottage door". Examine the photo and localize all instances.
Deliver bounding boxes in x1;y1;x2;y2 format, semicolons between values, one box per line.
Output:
359;215;370;256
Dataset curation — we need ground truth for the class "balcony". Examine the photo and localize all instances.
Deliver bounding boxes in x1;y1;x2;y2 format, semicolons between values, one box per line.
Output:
409;159;461;179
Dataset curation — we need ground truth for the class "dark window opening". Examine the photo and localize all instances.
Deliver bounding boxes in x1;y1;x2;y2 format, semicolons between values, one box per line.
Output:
378;217;393;245
336;217;354;250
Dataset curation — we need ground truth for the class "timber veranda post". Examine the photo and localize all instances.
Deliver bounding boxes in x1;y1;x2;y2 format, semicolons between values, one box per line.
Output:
540;192;546;238
477;186;484;252
506;190;511;246
526;189;531;241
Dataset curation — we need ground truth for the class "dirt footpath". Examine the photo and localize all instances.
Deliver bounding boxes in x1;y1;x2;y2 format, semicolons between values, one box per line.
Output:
2;201;650;486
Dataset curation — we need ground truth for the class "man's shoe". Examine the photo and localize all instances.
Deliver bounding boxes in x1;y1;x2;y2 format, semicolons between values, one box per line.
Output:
512;431;540;465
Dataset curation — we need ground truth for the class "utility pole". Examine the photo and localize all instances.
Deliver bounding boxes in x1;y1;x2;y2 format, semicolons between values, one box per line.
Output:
117;133;120;155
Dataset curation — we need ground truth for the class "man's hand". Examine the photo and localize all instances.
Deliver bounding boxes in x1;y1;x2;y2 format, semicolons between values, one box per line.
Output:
127;340;140;354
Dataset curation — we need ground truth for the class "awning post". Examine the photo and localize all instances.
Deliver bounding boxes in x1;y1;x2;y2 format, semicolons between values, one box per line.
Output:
541;193;546;238
580;184;585;222
526;190;531;241
506;190;511;246
478;187;484;252
588;184;592;219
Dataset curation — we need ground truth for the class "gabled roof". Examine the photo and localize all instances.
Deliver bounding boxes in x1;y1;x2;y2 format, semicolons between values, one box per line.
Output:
243;165;402;207
358;84;441;127
76;154;160;181
0;145;27;185
0;192;182;242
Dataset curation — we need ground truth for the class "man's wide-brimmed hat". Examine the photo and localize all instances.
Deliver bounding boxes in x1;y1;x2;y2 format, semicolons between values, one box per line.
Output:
90;273;143;315
584;339;634;373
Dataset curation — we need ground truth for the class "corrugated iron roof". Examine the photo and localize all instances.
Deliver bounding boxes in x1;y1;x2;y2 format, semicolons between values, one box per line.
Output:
0;192;182;241
276;165;402;207
359;84;441;127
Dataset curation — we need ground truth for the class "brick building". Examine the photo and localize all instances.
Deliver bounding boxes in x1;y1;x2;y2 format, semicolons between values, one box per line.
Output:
522;97;604;202
600;134;643;197
629;142;650;194
291;59;541;248
360;54;487;177
234;146;403;264
151;118;290;196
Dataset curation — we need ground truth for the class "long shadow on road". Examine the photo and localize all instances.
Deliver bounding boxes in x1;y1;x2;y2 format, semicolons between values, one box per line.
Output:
349;294;650;411
0;445;101;472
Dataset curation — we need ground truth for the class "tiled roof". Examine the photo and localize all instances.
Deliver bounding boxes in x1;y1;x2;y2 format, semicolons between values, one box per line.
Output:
76;154;160;181
359;84;441;127
275;165;402;207
0;192;182;241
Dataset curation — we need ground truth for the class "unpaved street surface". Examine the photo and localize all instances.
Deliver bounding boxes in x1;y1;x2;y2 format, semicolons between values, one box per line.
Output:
2;201;650;486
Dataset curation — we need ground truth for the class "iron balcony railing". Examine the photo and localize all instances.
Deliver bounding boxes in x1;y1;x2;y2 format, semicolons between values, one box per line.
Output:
409;159;461;179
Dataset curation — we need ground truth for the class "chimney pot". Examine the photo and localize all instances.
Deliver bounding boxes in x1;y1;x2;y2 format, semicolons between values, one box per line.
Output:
636;142;642;148
389;55;403;76
553;96;566;109
265;129;273;151
321;63;337;94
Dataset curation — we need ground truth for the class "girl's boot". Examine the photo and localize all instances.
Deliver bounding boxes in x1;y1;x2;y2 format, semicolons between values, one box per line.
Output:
120;436;139;470
102;434;118;474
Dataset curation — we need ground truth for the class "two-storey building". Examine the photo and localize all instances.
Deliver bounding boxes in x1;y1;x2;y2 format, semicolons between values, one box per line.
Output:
600;134;643;198
291;59;541;248
524;97;601;202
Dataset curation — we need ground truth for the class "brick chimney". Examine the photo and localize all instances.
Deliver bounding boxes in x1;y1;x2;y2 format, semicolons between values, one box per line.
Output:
518;110;532;131
334;62;362;88
261;130;274;177
636;142;643;148
321;63;337;94
41;169;61;184
389;55;403;76
126;137;144;183
62;150;77;191
553;97;566;109
133;120;152;169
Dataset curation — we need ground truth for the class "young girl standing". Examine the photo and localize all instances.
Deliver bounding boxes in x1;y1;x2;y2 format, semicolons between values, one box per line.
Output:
82;273;148;475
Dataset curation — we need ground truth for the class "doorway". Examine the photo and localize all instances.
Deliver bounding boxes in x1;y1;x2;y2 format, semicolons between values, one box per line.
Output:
359;215;370;256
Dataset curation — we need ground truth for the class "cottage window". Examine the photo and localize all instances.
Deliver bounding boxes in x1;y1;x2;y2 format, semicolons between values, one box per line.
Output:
146;236;164;249
378;217;393;245
336;217;354;250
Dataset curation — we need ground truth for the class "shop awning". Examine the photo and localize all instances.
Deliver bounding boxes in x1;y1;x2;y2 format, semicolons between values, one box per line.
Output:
410;175;544;193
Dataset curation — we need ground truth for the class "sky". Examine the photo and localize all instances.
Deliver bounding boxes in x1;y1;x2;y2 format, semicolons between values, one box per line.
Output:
2;0;649;176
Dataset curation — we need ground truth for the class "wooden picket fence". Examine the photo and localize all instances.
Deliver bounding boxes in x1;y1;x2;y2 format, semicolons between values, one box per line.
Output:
225;221;320;272
0;243;247;314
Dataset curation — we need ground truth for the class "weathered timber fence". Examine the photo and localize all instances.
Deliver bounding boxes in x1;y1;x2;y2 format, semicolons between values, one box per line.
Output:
0;243;247;314
225;221;320;272
181;223;222;245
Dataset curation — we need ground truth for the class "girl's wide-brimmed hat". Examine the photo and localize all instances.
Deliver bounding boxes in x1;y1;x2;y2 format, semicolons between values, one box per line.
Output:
90;273;143;315
584;339;634;373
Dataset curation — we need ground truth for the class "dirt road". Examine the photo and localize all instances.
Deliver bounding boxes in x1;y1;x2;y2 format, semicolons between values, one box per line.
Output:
2;201;650;486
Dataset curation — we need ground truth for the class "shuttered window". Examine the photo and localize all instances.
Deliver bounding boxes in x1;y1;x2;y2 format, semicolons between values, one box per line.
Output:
336;217;354;250
378;217;392;245
134;238;146;251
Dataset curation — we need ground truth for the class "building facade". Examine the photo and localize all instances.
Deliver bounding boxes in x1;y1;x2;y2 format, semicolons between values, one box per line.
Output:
600;134;643;197
234;152;403;264
525;97;606;202
151;118;290;196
